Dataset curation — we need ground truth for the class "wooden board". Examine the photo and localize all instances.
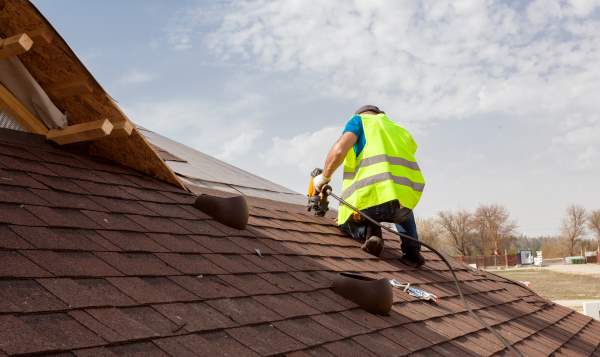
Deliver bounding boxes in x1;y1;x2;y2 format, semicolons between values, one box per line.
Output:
0;33;32;59
111;120;134;137
0;82;47;134
0;0;185;189
47;118;113;145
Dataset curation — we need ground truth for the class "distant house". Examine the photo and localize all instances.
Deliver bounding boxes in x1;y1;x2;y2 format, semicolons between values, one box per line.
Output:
0;1;599;356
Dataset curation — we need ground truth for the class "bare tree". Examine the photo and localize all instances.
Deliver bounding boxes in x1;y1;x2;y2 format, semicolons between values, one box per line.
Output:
416;217;442;249
587;210;600;250
472;210;489;255
473;204;517;255
437;210;473;256
561;205;587;256
540;236;568;258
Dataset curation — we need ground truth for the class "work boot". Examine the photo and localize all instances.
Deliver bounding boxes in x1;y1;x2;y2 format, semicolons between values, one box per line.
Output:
400;252;425;268
361;236;384;257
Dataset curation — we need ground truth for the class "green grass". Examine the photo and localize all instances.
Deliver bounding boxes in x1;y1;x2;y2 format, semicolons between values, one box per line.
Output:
494;269;600;300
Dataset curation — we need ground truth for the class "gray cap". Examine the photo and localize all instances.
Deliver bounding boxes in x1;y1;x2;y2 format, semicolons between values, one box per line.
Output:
355;105;384;114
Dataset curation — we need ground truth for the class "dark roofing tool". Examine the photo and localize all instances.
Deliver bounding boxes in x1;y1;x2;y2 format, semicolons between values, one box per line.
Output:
306;168;330;216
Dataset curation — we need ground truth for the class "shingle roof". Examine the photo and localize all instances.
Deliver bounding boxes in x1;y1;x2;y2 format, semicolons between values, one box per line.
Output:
1;128;600;356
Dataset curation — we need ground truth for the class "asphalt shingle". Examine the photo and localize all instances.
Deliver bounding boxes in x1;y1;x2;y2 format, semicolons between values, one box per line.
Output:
0;128;598;356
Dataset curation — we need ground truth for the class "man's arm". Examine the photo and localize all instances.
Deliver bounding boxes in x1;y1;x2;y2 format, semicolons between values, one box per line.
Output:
323;132;357;178
313;132;356;192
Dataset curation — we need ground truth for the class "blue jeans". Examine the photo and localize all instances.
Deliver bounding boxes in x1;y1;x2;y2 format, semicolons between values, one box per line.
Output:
339;200;420;254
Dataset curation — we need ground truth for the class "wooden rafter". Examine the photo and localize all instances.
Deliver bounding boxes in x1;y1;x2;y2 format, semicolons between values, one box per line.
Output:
0;82;47;134
111;120;134;137
0;33;33;60
28;28;53;44
46;119;113;145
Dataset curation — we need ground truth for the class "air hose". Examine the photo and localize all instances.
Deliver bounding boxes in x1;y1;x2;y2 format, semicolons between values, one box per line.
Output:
324;187;523;357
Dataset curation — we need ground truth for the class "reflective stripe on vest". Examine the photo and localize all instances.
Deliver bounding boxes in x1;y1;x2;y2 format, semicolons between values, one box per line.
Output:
341;172;425;199
342;154;421;180
337;113;425;225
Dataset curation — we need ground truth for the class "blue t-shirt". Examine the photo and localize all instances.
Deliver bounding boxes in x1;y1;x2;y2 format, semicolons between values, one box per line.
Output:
343;114;366;156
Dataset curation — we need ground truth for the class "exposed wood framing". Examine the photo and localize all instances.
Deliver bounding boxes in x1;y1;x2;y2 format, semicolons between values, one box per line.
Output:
46;118;113;145
46;80;93;99
0;82;47;134
1;1;186;190
111;120;134;137
0;33;33;59
28;28;53;44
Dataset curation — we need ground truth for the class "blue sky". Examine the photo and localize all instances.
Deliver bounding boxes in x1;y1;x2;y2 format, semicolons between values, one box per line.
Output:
34;0;600;237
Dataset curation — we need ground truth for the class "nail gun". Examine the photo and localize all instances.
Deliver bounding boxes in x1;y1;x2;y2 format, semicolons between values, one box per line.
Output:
306;168;331;216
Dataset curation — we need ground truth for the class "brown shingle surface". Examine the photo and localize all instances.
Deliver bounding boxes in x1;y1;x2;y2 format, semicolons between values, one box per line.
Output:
154;302;235;332
22;250;123;277
0;129;599;356
20;313;104;350
11;226;105;251
0;225;32;249
0;314;57;355
207;297;282;325
108;342;170;357
107;276;196;304
83;307;159;341
154;331;259;357
95;252;179;276
322;339;378;357
0;279;66;312
227;323;305;355
274;317;342;346
169;275;244;299
0;251;52;278
38;278;136;308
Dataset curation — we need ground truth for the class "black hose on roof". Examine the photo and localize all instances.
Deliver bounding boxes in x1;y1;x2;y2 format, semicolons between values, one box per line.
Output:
325;188;524;357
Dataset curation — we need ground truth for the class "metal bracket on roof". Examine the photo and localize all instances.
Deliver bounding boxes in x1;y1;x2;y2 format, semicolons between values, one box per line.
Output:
390;279;438;303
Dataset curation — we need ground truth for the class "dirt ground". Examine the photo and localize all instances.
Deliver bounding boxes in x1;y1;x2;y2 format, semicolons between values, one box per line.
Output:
545;263;600;277
493;268;600;313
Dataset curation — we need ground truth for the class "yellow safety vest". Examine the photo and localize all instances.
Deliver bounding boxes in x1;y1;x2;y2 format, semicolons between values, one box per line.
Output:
338;113;425;225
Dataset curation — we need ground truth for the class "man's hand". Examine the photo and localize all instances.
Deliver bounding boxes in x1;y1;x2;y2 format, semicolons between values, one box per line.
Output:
313;173;331;193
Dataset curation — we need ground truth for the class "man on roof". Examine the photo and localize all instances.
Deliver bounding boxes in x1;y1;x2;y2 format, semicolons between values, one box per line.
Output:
313;105;426;267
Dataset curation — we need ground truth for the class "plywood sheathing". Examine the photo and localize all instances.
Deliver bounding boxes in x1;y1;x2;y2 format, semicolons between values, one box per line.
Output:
0;0;185;189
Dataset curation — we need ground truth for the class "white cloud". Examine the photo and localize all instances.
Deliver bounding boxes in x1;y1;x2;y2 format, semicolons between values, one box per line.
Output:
205;0;600;127
117;69;156;85
567;0;600;17
527;0;562;25
201;0;600;177
219;128;264;161
553;119;600;169
123;93;266;163
163;3;226;51
260;126;344;197
263;126;341;172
